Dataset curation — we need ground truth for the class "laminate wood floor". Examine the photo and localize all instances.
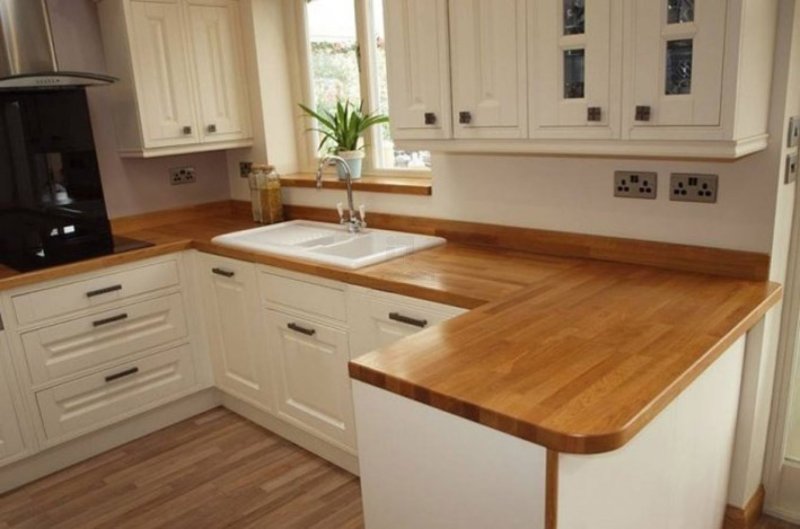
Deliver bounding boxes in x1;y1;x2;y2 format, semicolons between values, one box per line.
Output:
0;408;364;529
1;408;799;529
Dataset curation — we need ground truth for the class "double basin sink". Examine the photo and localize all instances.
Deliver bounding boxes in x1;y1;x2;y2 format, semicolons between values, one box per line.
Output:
212;220;446;270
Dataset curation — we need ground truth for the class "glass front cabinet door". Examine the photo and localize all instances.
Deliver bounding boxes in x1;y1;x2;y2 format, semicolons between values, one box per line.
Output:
627;0;727;136
529;0;623;139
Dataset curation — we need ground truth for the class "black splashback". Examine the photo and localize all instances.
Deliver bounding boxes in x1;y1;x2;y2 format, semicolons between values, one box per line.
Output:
0;88;114;271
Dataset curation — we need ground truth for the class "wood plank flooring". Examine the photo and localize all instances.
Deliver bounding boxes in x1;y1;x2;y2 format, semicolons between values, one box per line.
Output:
0;407;798;529
0;409;364;529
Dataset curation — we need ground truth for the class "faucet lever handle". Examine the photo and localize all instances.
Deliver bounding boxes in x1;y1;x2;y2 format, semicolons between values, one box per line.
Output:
359;205;367;225
336;202;345;224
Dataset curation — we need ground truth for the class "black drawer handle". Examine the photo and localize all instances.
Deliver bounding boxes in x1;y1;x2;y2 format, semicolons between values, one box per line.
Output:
389;312;428;328
287;323;316;337
212;267;235;278
86;285;122;298
105;367;139;383
93;313;128;328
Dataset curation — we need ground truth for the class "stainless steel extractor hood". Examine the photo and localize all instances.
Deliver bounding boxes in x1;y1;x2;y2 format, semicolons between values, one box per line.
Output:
0;0;115;89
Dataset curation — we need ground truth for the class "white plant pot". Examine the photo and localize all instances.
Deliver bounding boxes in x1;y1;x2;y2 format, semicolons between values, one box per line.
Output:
337;150;365;181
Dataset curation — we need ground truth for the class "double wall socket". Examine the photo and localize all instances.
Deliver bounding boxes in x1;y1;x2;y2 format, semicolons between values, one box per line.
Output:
787;152;799;184
614;171;657;199
670;173;718;203
169;166;196;185
788;116;800;148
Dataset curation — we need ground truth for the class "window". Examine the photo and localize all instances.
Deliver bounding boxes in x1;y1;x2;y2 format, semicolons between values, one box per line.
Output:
302;0;431;174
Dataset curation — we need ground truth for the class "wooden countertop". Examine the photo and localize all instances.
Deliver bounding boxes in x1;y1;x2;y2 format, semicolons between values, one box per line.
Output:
0;202;781;455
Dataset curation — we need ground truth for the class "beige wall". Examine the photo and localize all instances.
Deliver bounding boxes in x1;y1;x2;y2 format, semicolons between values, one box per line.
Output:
47;0;231;219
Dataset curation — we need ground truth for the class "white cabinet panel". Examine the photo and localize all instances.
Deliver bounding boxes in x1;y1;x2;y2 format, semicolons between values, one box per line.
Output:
626;0;727;134
200;255;273;410
259;271;347;323
21;294;189;385
384;0;452;140
529;0;622;139
266;310;355;450
36;345;197;441
129;0;199;147
0;332;25;464
187;0;252;143
449;0;528;139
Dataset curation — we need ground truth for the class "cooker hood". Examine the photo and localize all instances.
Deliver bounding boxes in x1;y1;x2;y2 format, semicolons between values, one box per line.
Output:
0;0;116;89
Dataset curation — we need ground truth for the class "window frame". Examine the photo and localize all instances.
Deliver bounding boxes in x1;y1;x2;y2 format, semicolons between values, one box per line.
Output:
293;0;432;179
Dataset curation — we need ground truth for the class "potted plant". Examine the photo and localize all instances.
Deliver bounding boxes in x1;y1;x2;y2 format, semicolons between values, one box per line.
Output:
299;100;389;180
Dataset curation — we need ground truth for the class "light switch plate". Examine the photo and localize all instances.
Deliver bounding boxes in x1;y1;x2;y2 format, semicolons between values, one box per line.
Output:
670;173;718;203
789;116;800;148
614;171;657;199
787;152;799;184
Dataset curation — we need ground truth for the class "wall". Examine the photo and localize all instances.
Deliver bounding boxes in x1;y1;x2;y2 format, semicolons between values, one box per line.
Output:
47;0;231;219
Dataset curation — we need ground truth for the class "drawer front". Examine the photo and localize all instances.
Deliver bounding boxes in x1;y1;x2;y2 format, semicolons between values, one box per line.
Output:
12;260;181;326
36;345;197;441
22;293;188;385
260;272;346;322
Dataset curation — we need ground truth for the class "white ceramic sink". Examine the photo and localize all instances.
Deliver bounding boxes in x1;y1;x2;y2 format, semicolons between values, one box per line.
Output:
211;220;446;269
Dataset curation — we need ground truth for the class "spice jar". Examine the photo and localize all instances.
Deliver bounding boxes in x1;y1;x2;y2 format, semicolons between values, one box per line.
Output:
248;164;284;224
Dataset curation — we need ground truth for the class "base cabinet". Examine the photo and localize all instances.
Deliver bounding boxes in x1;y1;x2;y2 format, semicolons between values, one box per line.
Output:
0;332;25;465
265;309;355;450
199;254;273;411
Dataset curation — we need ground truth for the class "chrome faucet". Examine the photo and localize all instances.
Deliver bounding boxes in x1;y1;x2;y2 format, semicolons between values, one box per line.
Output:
315;155;367;233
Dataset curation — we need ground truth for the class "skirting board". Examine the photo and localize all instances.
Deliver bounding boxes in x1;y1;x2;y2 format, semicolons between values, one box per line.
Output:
0;389;220;495
219;392;359;476
725;485;766;529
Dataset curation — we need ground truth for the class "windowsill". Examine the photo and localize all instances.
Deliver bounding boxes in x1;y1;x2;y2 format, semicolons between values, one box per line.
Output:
280;173;432;196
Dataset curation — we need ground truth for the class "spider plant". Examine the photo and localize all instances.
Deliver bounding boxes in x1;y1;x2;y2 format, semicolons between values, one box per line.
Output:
299;100;389;154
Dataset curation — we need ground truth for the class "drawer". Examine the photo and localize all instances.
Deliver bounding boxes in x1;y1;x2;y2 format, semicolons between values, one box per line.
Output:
36;344;197;441
22;293;188;385
13;259;181;326
260;272;346;322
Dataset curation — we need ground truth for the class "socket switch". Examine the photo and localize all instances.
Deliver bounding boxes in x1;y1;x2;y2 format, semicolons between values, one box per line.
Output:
614;171;657;199
670;173;718;203
240;161;253;178
169;166;196;185
789;116;800;148
787;152;799;184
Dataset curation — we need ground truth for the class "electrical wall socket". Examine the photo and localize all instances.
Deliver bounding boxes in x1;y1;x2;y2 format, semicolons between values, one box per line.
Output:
787;152;799;184
240;161;253;178
169;166;196;185
670;173;718;203
789;116;800;148
614;171;657;199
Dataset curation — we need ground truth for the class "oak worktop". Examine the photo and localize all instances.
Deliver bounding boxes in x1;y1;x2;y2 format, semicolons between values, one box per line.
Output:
0;202;781;455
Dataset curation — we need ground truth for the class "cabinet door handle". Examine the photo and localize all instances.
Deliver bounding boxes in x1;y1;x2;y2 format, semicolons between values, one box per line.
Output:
287;323;316;337
207;124;217;133
86;284;122;298
182;126;192;135
635;106;651;122
389;312;428;329
92;313;128;328
424;112;437;125
587;107;602;122
212;267;235;278
105;367;139;383
459;111;472;125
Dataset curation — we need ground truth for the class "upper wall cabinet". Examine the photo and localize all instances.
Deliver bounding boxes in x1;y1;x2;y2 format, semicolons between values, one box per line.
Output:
387;0;778;159
97;0;253;158
449;0;528;139
384;0;452;141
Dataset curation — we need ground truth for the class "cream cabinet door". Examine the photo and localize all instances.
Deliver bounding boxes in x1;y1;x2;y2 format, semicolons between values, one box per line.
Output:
200;255;273;411
626;0;727;136
348;289;466;359
128;0;199;148
529;0;622;139
0;332;25;464
384;0;452;140
186;0;252;143
449;0;528;139
266;310;355;450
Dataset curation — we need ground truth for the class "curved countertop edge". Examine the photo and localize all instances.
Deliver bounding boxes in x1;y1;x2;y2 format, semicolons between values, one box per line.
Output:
348;281;783;455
